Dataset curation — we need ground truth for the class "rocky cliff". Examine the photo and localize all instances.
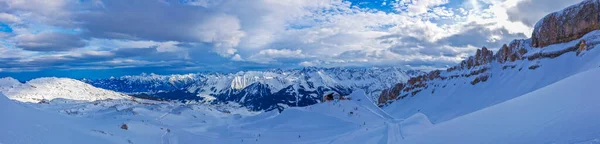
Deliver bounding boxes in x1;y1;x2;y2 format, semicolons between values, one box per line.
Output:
532;0;600;48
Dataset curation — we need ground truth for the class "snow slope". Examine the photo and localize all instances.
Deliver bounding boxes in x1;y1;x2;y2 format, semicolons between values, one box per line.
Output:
0;93;112;144
384;30;600;123
0;77;129;103
2;72;600;144
403;68;600;143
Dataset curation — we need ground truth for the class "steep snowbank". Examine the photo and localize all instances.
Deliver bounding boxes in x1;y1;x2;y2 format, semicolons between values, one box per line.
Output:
400;113;433;137
404;68;600;143
0;77;129;103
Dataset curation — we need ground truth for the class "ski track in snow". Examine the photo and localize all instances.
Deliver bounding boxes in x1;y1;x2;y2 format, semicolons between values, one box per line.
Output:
387;123;402;143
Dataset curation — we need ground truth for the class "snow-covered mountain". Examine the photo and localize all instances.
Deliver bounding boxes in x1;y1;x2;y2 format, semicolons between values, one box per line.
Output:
403;67;600;143
4;67;600;143
84;67;422;111
0;77;130;103
378;0;600;124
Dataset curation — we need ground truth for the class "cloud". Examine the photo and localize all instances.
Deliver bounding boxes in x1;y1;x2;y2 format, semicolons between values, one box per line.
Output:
506;0;582;26
15;32;86;51
437;22;527;49
196;14;245;56
231;54;244;61
248;49;307;63
0;13;21;23
0;0;75;27
0;0;551;73
393;0;450;15
299;60;319;67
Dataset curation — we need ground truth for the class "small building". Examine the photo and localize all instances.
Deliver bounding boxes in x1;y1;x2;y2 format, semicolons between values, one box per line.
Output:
322;92;350;102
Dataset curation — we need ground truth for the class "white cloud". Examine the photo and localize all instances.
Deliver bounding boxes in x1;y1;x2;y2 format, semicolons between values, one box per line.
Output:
196;14;245;57
248;49;307;63
2;0;74;26
299;61;320;67
156;41;181;53
393;0;450;15
88;39;183;53
0;0;568;72
0;13;21;23
506;0;581;27
231;54;244;61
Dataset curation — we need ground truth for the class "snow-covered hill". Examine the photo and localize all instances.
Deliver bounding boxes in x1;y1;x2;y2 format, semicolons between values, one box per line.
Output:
4;67;600;143
85;67;422;111
0;77;130;103
379;1;600;122
0;93;113;144
382;30;600;123
403;67;600;143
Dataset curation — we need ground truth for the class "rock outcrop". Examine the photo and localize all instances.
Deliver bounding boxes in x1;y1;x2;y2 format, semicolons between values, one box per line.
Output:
378;47;493;105
446;47;494;72
496;40;528;63
531;0;600;48
378;83;405;105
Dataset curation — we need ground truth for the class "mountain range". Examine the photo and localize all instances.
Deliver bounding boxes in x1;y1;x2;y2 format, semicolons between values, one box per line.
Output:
2;0;600;143
1;67;422;111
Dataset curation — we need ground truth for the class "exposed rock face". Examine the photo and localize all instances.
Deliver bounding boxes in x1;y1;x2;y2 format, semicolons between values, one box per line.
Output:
578;39;588;55
378;47;493;105
474;47;494;66
447;47;494;72
496;40;528;63
531;0;600;48
378;83;405;104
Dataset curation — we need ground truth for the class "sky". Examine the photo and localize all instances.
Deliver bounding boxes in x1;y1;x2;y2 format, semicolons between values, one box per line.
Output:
0;0;582;80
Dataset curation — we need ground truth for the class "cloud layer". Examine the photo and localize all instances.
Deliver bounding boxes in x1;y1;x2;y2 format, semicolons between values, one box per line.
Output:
0;0;583;74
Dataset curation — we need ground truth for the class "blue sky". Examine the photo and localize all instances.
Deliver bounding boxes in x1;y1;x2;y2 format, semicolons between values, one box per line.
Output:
0;0;582;80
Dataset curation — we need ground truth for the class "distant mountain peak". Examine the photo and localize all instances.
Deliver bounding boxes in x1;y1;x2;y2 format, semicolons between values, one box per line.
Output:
85;67;423;111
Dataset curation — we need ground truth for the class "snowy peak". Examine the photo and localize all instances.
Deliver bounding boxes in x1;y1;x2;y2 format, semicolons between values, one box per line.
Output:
85;67;423;111
0;77;21;86
0;77;130;103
